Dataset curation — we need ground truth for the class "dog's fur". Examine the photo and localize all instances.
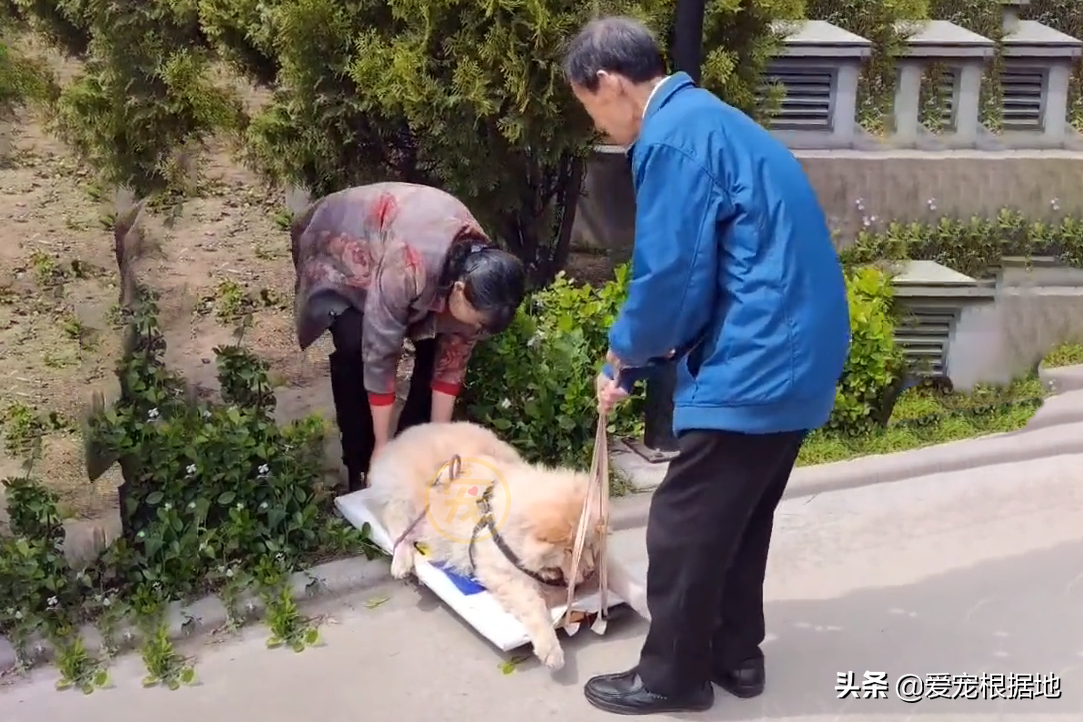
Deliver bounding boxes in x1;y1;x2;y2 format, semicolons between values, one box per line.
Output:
368;421;605;670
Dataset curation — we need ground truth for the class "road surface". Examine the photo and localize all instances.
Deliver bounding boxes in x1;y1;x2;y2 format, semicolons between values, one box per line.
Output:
3;455;1081;721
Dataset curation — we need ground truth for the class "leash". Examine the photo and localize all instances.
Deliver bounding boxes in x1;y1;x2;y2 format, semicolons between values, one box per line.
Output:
561;408;611;636
391;454;463;552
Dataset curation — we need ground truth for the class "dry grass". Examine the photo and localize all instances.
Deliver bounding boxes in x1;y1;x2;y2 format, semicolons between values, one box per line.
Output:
0;83;337;521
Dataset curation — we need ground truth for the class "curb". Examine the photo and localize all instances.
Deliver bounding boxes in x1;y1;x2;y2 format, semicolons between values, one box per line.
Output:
781;420;1083;500
1040;364;1083;394
611;396;1083;499
0;494;663;674
0;555;390;675
1012;387;1083;431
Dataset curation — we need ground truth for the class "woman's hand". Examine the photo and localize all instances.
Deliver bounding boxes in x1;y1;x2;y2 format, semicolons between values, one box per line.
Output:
371;438;388;463
430;390;457;424
369;403;394;460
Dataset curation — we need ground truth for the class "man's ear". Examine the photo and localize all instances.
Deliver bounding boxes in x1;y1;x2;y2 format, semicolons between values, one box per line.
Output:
597;70;622;95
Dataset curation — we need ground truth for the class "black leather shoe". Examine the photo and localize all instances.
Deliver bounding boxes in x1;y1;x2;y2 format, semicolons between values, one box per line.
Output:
712;657;765;698
584;669;714;715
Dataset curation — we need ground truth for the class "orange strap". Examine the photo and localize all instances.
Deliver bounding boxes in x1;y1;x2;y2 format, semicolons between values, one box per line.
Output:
561;413;610;635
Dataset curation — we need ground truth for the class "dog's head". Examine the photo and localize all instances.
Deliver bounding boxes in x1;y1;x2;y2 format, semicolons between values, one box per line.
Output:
508;467;607;586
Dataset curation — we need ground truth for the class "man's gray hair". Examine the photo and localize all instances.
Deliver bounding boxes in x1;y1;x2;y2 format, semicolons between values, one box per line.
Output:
562;16;667;92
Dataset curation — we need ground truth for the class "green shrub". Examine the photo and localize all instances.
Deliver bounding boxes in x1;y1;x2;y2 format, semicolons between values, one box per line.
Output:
15;0;242;198
84;285;370;599
470;263;912;461
839;210;1083;277
463;263;643;471
202;0;796;283
827;265;906;434
0;216;377;681
0;36;58;120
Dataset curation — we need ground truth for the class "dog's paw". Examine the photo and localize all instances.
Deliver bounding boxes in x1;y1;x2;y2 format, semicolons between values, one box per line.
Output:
390;548;415;580
533;638;565;670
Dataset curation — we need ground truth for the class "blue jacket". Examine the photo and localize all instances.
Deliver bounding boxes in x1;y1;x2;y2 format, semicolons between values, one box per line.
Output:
603;72;850;435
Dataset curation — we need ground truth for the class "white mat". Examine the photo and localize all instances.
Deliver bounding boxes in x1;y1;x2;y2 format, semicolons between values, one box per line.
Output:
336;488;622;652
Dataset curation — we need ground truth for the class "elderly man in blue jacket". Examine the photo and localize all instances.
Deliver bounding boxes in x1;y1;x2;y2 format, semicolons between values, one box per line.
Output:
563;16;851;716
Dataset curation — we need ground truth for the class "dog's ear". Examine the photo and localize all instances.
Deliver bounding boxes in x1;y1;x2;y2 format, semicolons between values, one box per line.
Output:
534;519;575;546
531;500;578;546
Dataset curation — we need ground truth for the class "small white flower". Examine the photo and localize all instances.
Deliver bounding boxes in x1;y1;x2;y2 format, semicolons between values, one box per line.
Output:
260;501;268;509
862;216;871;228
148;407;159;419
855;198;865;211
186;464;197;476
246;600;256;611
1051;198;1060;211
235;502;244;511
526;333;540;348
102;597;112;608
927;198;937;211
202;409;212;419
124;630;134;641
258;464;269;475
163;502;172;511
226;568;235;578
499;398;511;410
137;530;145;539
47;596;58;608
188;501;196;510
14;610;23;620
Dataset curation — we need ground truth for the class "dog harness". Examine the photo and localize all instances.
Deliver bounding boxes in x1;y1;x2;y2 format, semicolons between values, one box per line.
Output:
391;456;567;588
468;486;567;588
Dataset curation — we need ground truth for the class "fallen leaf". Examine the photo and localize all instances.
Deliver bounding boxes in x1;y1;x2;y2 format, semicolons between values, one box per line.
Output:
365;596;389;609
498;655;530;675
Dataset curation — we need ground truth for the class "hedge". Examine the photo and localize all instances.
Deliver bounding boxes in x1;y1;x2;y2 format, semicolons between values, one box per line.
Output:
3;0;1079;276
465;262;907;468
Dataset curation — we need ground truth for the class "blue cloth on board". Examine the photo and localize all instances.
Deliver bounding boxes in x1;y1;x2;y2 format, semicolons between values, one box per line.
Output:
429;561;486;595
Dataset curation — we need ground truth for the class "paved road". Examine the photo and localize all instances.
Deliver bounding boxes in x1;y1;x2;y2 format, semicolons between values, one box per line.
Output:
4;455;1082;721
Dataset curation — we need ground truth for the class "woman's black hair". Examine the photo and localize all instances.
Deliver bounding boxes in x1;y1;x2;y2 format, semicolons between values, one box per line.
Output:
439;238;526;335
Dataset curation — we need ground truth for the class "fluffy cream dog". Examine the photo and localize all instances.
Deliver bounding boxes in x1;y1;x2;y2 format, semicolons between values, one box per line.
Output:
368;421;604;670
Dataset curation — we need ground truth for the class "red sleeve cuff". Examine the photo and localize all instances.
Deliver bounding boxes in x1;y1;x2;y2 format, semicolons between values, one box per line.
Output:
367;392;397;407
431;381;462;397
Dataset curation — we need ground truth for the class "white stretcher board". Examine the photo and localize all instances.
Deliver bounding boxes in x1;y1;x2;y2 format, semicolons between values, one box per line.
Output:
335;488;623;652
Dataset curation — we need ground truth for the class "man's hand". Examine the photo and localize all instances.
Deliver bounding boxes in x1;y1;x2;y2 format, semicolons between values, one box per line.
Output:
596;371;630;415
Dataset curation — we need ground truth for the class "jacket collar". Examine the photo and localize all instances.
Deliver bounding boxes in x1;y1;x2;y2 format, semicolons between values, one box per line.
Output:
626;72;696;162
644;71;694;121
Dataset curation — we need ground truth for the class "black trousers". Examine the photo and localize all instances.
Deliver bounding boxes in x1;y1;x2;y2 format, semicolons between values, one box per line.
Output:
328;307;437;491
637;428;806;696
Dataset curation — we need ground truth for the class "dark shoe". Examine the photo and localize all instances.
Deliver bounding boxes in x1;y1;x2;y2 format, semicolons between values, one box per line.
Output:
712;657;765;698
584;669;713;715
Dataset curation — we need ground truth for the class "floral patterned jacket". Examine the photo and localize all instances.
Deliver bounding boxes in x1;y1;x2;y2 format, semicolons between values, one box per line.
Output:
291;182;488;407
